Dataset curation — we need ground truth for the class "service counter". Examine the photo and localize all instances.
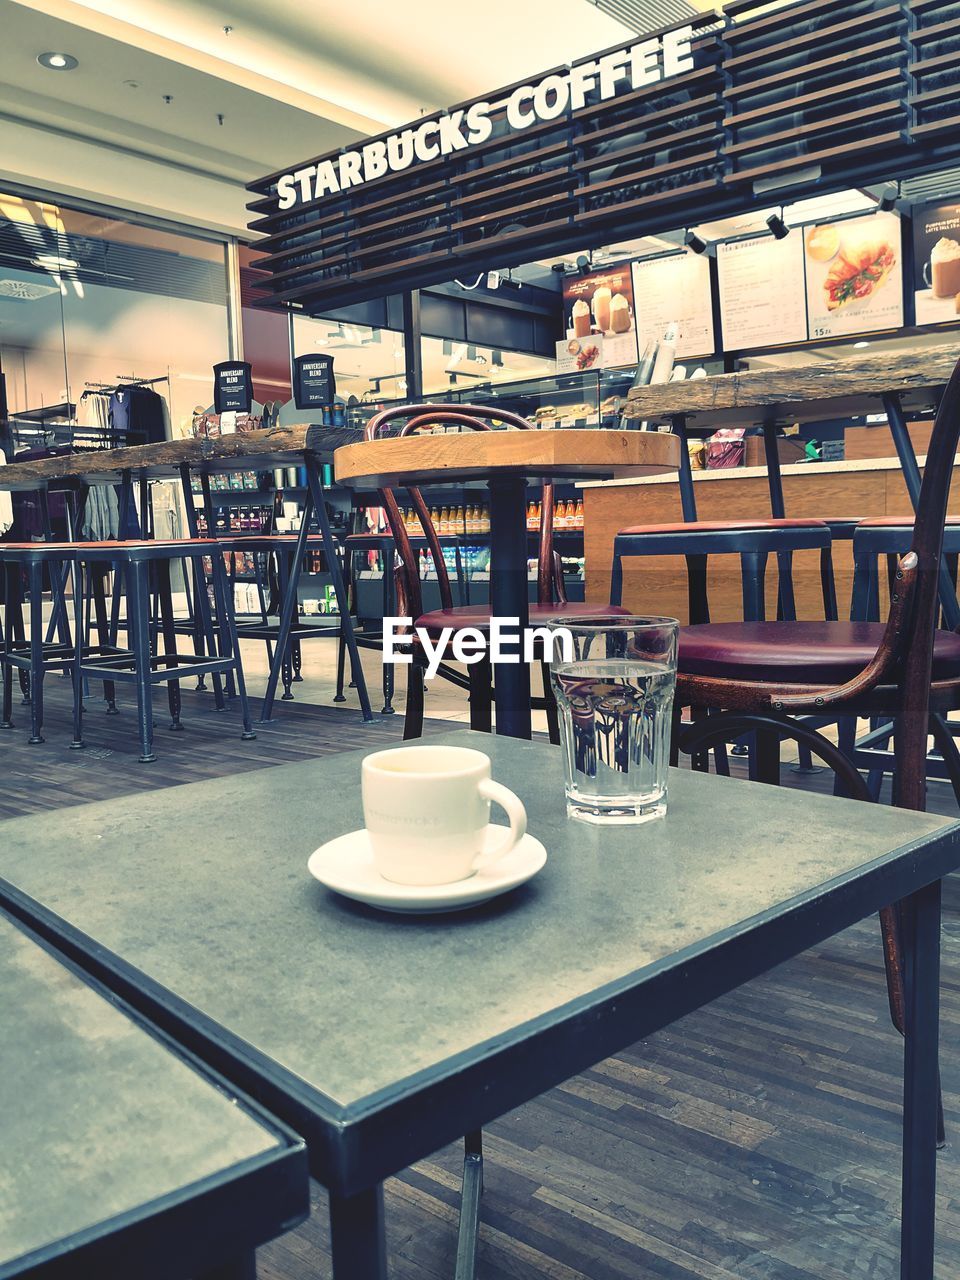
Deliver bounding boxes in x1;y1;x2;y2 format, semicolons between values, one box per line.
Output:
582;453;960;624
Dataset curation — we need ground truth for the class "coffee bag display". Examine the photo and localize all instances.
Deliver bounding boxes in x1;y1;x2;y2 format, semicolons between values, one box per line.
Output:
913;202;960;325
559;262;638;368
213;361;253;415
804;211;903;339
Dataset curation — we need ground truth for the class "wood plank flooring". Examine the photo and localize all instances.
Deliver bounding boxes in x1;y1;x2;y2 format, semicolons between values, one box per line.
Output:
3;682;960;1277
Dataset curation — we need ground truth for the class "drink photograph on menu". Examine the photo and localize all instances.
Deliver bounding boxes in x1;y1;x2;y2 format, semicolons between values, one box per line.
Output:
631;250;715;359
804;210;903;340
913;201;960;326
716;233;807;350
559;262;638;368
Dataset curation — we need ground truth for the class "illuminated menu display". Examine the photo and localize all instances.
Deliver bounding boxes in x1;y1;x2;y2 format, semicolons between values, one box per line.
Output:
631;250;715;359
716;233;807;350
804;211;903;340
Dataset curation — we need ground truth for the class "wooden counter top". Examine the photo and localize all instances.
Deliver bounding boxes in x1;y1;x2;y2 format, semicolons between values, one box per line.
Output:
334;429;680;489
625;344;960;431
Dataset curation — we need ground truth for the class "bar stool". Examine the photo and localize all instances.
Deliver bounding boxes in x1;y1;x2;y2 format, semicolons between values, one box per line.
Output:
73;539;256;762
0;543;91;744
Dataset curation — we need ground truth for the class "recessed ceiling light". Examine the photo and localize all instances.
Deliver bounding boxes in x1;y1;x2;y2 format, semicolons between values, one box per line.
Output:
38;52;78;71
854;341;870;349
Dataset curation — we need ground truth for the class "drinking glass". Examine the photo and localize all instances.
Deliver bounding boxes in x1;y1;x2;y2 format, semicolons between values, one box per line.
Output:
546;616;678;824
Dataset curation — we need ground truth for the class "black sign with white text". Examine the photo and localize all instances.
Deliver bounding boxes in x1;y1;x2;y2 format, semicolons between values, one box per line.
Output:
213;361;253;414
293;354;336;409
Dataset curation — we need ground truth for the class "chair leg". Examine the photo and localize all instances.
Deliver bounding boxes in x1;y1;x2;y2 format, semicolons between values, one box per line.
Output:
539;658;559;745
28;561;45;744
156;561;183;731
127;560;156;763
1;566;14;729
71;559;85;749
91;565;118;712
755;727;780;785
403;663;425;740
211;557;257;742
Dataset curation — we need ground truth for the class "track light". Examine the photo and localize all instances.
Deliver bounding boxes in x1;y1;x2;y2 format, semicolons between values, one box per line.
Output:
684;229;708;255
766;212;789;240
576;253;592;276
879;183;899;212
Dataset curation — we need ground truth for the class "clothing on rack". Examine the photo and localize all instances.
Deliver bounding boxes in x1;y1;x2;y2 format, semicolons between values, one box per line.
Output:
81;485;120;541
76;391;110;431
109;385;168;444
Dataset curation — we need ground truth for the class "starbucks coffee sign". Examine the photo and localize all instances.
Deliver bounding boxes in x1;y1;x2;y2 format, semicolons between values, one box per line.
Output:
275;26;694;211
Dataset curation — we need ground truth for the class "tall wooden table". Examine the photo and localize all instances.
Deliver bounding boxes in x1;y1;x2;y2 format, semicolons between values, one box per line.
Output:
335;429;679;737
0;424;373;722
626;344;960;627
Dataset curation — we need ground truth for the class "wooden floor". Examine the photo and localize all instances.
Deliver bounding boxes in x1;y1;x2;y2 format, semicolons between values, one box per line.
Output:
0;677;441;820
4;683;960;1278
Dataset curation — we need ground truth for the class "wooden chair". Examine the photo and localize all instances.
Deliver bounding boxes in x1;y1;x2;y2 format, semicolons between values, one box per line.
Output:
673;353;960;1145
364;403;628;739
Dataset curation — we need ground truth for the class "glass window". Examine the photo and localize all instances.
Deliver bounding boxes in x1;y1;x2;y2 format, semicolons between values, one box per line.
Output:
292;314;407;402
0;191;231;444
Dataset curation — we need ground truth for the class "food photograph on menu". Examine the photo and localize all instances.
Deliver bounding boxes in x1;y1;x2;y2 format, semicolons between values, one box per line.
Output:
912;201;960;326
804;210;903;339
559;262;638;368
631;250;715;359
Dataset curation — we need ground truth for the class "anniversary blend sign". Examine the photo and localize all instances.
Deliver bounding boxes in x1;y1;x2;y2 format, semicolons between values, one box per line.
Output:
274;26;694;211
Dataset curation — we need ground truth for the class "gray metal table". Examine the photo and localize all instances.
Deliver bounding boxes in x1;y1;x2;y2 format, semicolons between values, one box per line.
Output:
0;732;957;1280
0;909;309;1280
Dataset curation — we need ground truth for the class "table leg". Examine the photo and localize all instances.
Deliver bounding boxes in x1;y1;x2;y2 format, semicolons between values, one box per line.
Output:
672;415;697;523
330;1187;387;1280
305;464;374;723
884;391;960;631
455;1130;484;1280
900;878;941;1280
489;475;531;739
260;491;313;722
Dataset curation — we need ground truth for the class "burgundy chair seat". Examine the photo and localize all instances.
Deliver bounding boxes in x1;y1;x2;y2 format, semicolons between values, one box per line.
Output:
617;518;827;536
679;620;960;684
416;602;631;636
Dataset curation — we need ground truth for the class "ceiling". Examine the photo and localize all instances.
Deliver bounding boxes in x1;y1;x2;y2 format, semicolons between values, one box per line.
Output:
0;0;703;187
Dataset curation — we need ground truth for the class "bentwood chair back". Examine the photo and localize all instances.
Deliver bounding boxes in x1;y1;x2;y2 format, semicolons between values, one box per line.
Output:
362;404;625;738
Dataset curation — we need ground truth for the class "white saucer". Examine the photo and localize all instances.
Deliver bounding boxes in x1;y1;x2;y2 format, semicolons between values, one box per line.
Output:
307;825;547;914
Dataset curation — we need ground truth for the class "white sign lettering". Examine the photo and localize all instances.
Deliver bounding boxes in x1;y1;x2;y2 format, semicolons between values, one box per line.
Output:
275;27;693;211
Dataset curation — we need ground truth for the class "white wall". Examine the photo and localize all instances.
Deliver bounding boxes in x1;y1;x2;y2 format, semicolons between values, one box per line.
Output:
0;116;251;237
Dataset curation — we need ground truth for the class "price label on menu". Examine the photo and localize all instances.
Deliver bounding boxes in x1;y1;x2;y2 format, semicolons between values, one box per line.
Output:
717;235;807;350
631;251;715;359
212;360;253;414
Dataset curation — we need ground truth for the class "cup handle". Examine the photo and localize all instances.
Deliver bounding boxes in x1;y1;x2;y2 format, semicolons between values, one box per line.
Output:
473;779;527;872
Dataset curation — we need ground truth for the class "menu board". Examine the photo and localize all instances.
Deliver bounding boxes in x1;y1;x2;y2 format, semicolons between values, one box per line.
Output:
561;262;638;368
631;250;715;359
716;234;807;349
293;353;336;409
912;202;960;326
803;210;903;340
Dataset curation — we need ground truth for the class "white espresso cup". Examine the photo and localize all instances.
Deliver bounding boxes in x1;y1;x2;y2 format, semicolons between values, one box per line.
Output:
361;745;526;885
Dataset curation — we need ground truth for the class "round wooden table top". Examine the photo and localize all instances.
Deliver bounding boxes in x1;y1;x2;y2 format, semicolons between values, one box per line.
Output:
333;428;681;489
